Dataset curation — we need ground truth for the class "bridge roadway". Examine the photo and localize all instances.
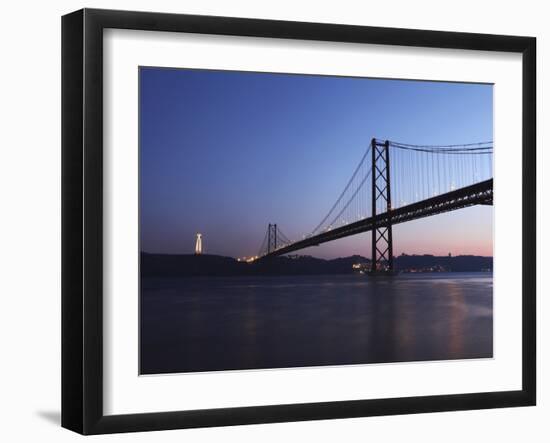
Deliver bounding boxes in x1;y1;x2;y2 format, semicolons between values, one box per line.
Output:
262;178;493;258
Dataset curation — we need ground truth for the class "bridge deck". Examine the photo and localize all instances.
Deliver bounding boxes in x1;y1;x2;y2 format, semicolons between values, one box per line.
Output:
262;179;493;258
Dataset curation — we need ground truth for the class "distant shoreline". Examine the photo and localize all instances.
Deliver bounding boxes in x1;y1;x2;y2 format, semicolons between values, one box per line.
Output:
141;252;493;278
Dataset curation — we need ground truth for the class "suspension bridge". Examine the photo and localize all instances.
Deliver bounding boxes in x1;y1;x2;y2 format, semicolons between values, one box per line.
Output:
256;138;493;274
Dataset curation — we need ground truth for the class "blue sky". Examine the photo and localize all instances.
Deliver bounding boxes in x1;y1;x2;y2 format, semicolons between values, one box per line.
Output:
140;67;493;258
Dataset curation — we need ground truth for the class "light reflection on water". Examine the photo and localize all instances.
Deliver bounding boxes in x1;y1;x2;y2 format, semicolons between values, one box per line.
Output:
140;273;492;374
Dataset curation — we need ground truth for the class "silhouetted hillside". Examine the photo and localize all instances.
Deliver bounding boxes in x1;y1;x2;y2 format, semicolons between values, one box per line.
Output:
141;252;492;277
141;253;246;277
249;254;367;276
395;254;492;272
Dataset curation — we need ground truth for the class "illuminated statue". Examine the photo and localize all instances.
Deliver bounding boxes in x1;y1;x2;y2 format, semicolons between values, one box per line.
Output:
195;233;202;255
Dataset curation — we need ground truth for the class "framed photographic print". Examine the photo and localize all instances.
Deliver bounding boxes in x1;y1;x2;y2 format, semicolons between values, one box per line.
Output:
62;8;536;434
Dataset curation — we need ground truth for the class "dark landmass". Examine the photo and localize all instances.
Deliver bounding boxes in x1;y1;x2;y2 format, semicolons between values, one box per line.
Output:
141;252;493;277
395;254;492;273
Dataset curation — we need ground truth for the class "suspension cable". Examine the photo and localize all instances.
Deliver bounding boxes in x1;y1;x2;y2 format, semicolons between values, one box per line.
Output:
310;145;371;235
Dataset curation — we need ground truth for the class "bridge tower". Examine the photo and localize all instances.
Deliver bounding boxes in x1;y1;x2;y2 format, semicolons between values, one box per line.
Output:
267;223;278;254
370;139;394;274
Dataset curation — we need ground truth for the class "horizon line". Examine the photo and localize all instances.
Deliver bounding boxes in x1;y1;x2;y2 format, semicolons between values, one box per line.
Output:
140;251;494;259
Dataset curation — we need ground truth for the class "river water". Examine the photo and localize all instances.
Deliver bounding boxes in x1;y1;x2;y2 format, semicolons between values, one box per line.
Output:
140;273;492;374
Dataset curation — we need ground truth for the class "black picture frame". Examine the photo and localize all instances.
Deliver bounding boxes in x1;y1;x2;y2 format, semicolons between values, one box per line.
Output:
62;8;536;435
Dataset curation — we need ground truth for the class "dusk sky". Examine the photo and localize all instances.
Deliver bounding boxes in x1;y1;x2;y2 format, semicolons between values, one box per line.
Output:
139;67;493;259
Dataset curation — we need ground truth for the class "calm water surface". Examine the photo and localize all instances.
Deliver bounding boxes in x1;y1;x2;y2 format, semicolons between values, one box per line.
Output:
140;273;492;374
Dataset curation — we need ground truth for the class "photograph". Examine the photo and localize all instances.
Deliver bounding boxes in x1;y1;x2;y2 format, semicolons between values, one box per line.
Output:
139;67;494;375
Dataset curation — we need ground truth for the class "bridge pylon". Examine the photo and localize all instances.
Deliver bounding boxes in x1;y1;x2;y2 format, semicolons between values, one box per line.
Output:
370;139;394;274
267;223;278;254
